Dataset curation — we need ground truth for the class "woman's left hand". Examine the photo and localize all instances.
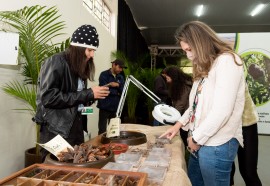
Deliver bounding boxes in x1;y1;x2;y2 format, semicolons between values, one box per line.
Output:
187;136;201;152
92;86;110;99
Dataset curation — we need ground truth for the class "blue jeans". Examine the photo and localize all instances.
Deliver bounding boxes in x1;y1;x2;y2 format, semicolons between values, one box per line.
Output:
188;138;239;186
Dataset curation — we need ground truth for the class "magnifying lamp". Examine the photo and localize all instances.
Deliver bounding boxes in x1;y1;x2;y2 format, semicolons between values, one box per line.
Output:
106;75;181;137
152;103;181;125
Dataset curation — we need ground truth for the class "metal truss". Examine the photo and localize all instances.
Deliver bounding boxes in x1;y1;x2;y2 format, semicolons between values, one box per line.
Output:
149;45;184;70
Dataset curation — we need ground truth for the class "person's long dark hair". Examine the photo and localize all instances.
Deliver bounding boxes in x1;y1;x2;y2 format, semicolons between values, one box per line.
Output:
165;66;192;101
65;45;95;81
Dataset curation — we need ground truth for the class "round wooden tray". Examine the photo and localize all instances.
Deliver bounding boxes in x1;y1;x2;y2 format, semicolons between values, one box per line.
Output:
44;150;114;169
101;131;147;145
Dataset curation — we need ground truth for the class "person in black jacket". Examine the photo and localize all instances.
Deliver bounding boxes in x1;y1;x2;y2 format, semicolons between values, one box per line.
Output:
34;25;110;161
97;59;126;134
154;69;170;104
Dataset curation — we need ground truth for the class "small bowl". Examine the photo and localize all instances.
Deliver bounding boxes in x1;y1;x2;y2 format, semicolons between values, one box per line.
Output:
102;143;129;155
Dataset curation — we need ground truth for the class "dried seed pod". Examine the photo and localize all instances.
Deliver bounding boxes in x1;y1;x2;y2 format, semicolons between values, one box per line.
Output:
74;145;79;151
57;144;110;163
73;151;83;163
96;177;105;185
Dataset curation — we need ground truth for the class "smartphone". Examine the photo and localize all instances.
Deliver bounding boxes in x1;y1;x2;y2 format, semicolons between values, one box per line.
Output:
104;83;111;87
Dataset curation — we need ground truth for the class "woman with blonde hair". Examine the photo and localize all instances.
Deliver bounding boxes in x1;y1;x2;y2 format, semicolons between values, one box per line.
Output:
160;21;245;186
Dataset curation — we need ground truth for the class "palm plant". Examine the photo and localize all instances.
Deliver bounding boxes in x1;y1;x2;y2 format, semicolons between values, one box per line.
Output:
139;68;161;123
0;5;68;153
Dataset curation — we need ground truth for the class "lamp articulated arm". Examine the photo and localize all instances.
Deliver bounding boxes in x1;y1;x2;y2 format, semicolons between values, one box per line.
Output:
116;75;161;118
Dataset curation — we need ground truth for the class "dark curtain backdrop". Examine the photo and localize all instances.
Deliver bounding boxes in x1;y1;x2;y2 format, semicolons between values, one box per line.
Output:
117;0;150;124
117;0;149;62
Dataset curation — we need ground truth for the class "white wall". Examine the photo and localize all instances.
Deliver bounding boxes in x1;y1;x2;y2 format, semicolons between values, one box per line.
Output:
0;0;118;179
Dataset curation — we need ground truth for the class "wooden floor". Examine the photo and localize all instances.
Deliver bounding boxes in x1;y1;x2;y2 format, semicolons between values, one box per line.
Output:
233;135;270;186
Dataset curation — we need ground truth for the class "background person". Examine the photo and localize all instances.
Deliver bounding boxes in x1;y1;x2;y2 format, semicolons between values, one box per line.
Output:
164;66;192;146
230;85;262;186
34;24;110;161
153;68;171;126
97;59;126;134
160;21;245;186
164;66;192;115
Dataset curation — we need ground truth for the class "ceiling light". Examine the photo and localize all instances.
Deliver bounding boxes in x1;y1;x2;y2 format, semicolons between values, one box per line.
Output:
250;4;266;16
196;5;204;17
138;26;148;30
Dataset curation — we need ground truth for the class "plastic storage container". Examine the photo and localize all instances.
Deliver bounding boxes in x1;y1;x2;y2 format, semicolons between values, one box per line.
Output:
138;165;167;181
102;162;133;171
143;154;171;167
115;152;142;167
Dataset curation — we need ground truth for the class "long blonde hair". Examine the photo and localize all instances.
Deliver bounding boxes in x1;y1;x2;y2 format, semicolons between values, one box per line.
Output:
175;21;241;80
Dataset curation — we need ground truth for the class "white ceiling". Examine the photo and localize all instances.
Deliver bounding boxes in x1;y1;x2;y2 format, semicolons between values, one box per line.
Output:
124;0;270;47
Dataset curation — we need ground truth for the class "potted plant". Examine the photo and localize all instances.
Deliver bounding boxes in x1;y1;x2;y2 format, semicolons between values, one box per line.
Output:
0;5;68;166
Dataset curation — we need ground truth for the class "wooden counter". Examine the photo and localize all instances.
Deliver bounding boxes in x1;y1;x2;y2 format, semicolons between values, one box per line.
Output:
86;124;192;186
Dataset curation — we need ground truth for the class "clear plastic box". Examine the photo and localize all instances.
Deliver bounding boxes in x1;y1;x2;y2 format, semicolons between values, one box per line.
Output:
149;147;172;157
138;165;167;181
102;162;133;171
154;135;171;146
143;154;171;167
127;147;149;157
115;152;142;167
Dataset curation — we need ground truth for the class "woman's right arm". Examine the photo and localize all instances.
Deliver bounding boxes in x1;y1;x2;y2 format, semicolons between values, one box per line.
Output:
159;121;183;140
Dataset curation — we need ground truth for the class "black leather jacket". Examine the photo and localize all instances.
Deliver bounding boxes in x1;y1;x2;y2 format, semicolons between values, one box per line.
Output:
34;52;94;138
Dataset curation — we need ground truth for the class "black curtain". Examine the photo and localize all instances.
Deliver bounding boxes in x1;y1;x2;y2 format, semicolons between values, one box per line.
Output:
117;0;150;124
117;0;149;61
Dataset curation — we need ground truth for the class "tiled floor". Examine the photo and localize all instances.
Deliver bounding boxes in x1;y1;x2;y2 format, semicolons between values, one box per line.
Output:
233;135;270;186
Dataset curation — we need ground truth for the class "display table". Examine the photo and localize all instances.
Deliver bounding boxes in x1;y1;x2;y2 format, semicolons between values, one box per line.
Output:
86;124;192;186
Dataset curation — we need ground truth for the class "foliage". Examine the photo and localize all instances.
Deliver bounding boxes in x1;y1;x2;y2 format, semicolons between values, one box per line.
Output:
139;68;161;123
0;5;68;151
2;81;37;115
111;51;150;122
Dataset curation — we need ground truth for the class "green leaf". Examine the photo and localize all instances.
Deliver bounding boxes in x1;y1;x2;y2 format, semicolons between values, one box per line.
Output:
2;81;37;115
0;5;70;146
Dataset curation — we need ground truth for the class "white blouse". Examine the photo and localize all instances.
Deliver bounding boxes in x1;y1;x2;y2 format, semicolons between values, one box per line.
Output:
179;53;245;147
